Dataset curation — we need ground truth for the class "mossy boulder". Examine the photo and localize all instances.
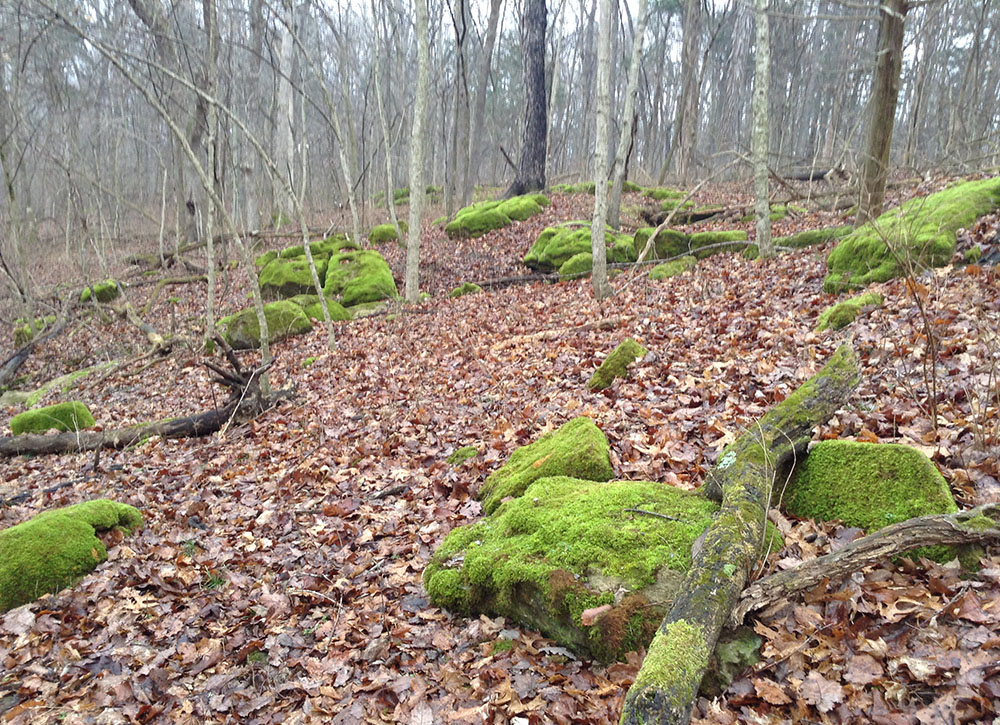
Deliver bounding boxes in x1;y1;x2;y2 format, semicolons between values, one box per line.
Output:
642;187;686;201
14;315;56;347
816;292;883;332
824;176;1000;292
10;401;96;435
259;256;330;299
280;235;358;260
369;221;408;244
633;227;690;259
0;500;143;612
688;230;749;257
445;195;548;239
323;249;398;307
649;256;697;280
589;338;647;391
285;294;352;322
80;279;120;304
524;222;634;272
446;446;478;465
449;282;482;298
425;477;719;662
782;440;960;561
477;417;614;514
255;250;278;268
219;300;313;350
559;253;593;280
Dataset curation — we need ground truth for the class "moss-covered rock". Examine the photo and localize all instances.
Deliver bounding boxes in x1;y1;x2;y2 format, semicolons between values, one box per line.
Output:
825;177;1000;292
449;282;482;298
816;292;883;332
633;227;690;259
445;195;548;239
219;300;313;350
10;401;95;435
559;253;593;280
255;250;278;268
14;315;56;347
783;440;960;561
285;294;352;322
477;417;614;514
0;500;143;612
589;338;647;391
369;221;408;244
80;279;120;304
649;256;697;280
446;446;478;465
425;476;718;661
688;230;749;258
642;187;686;201
524;222;633;272
323;249;398;307
280;236;357;259
259;256;330;299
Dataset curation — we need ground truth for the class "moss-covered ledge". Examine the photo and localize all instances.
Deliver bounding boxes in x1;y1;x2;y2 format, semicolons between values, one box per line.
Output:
620;345;860;725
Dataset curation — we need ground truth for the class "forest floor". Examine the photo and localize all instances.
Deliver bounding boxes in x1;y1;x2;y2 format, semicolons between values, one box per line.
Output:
1;180;999;724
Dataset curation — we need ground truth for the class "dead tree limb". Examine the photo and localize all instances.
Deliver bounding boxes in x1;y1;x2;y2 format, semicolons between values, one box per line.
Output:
0;303;71;388
620;345;860;725
732;503;1000;624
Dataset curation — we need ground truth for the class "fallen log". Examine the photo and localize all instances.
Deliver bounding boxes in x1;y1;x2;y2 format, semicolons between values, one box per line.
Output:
732;503;1000;624
0;304;71;388
620;344;860;725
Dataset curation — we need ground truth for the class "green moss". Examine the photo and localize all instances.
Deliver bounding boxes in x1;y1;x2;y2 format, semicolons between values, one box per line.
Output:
79;279;120;304
449;282;482;298
633;227;690;259
323;250;398;307
964;246;983;264
559;253;593;280
825;177;1000;292
219;300;313;350
816;292;883;332
433;215;448;226
477;417;615;514
589;338;647;391
491;638;515;654
254;250;278;268
649;256;697;280
783;440;960;561
498;195;544;222
445;195;546;239
285;294;352;322
259;257;329;299
10;401;95;435
551;182;597;194
14;316;56;347
642;187;685;201
0;500;143;612
661;197;695;213
447;446;479;465
369;221;408;244
524;222;633;272
701;627;762;696
631;620;710;693
302;356;318;368
425;477;718;660
688;230;749;258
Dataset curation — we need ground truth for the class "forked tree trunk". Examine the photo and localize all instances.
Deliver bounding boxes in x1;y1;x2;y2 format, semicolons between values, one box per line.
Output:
620;345;860;725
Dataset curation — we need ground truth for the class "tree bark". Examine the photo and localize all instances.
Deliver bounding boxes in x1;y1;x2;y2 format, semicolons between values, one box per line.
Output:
620;345;860;725
466;0;503;198
668;0;701;185
589;0;612;299
856;0;907;224
507;0;547;196
751;0;772;258
405;0;431;303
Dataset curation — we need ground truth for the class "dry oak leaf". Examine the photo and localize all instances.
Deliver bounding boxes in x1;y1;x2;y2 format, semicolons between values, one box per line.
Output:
753;677;792;705
800;669;844;713
843;654;884;685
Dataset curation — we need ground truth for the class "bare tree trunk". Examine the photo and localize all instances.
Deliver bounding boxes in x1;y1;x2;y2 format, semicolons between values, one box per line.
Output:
466;0;503;199
372;0;402;241
668;0;701;185
507;0;547;196
751;0;772;258
405;0;431;303
607;0;648;229
273;0;296;222
203;0;218;337
857;0;907;224
590;0;611;299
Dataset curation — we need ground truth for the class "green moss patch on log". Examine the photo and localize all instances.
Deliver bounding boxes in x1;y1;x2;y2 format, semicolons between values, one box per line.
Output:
218;300;313;350
633;228;748;261
323;250;398;307
649;256;697;280
477;417;614;514
816;292;883;332
0;499;143;612
449;282;482;298
589;338;647;391
425;477;718;661
783;440;960;561
524;222;634;272
80;279;121;304
10;401;96;435
825;176;1000;292
369;221;408;244
628;620;711;704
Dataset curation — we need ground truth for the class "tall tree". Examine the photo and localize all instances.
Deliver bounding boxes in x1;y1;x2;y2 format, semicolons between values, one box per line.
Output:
857;0;908;224
405;0;431;303
590;0;612;299
465;0;503;200
664;0;701;184
507;0;547;196
751;0;772;258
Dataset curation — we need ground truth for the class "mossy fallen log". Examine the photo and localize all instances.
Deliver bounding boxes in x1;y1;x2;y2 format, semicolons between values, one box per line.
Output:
620;345;860;725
